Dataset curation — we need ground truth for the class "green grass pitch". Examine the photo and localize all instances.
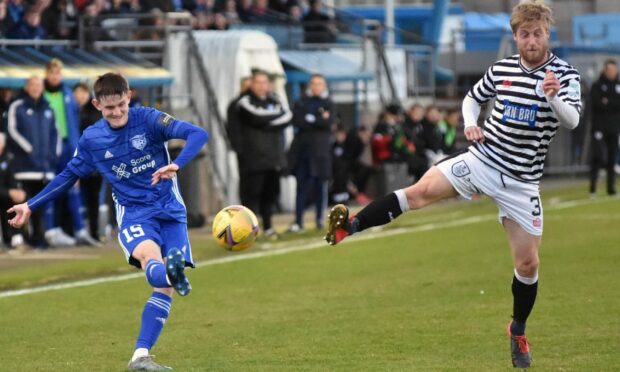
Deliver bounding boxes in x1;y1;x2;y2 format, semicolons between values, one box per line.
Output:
0;184;619;371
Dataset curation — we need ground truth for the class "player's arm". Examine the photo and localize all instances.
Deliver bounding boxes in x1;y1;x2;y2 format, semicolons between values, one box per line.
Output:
150;112;209;185
543;70;579;130
8;134;95;227
462;65;496;142
462;95;484;142
8;168;79;228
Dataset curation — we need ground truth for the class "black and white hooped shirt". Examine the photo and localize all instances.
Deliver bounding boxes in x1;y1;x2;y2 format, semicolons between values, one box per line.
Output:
467;53;581;182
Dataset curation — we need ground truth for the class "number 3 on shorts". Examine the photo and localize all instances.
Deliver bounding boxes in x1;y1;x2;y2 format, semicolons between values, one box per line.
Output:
122;224;145;243
530;196;541;216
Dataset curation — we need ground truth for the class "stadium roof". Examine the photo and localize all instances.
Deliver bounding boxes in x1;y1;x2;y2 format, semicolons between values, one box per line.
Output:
0;47;173;88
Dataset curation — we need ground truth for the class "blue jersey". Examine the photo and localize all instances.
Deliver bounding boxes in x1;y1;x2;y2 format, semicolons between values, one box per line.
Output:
27;106;209;224
68;107;207;222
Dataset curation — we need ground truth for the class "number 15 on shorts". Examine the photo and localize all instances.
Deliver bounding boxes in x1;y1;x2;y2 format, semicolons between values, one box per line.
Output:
122;224;145;243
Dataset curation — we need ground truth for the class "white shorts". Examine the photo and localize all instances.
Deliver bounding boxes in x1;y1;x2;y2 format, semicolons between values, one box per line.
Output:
435;151;543;236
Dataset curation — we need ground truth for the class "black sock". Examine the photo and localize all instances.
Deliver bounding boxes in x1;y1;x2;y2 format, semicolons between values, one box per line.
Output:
352;192;405;233
511;276;538;336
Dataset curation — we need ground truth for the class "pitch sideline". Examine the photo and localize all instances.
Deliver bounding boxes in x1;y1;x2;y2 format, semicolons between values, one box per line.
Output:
0;196;615;299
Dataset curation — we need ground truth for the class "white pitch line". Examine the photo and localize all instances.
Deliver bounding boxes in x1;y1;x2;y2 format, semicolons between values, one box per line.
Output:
0;196;616;299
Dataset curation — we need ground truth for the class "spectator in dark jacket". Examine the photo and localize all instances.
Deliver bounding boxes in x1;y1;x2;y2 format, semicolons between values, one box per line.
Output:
330;123;349;205
403;103;429;181
6;76;59;247
420;105;444;164
73;82;103;241
288;74;335;231
303;0;336;43
236;70;292;238
226;76;251;156
438;108;461;155
371;104;414;166
590;59;620;196
5;0;24;32
6;7;46;39
249;0;282;23
0;0;9;37
345;125;372;203
0;132;26;249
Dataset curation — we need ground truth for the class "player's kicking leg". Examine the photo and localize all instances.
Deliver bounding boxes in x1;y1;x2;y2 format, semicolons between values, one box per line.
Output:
325;166;458;245
504;218;540;368
126;241;190;371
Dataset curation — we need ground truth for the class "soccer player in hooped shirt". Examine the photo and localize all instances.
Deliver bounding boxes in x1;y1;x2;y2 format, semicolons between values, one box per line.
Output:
8;73;209;371
325;1;580;368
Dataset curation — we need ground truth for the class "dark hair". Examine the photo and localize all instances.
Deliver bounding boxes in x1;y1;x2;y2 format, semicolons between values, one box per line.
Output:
604;59;617;67
385;103;402;116
251;69;269;79
93;73;129;100
73;82;89;91
446;108;459;116
310;73;325;81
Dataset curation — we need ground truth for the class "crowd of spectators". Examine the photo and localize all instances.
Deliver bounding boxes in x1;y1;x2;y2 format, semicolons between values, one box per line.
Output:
330;103;464;207
0;0;337;42
0;59;148;252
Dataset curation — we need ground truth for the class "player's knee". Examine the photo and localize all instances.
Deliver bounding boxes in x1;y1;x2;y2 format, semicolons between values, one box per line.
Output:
405;183;430;209
515;256;539;277
154;287;174;297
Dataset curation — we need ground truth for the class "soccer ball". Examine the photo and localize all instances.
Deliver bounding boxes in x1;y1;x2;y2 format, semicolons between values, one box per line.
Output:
212;205;259;251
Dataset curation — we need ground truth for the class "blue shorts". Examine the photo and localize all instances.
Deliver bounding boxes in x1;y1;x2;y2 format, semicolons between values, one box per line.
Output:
117;217;195;269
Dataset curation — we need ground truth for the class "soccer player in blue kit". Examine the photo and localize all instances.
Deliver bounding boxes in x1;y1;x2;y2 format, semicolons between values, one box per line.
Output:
8;72;209;371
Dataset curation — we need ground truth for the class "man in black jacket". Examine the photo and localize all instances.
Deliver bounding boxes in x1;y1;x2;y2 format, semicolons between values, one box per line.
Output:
0;133;26;249
303;0;336;43
6;76;61;247
288;74;335;231
590;59;620;196
237;70;292;238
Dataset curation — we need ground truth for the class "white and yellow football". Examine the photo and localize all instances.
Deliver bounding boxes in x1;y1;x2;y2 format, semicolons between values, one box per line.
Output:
212;205;259;252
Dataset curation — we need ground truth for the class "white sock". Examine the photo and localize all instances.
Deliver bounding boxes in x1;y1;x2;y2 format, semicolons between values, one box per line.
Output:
131;348;149;361
514;268;538;285
394;189;410;212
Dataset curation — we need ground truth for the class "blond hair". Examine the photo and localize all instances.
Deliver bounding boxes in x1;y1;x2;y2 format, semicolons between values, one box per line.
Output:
45;58;63;71
510;0;554;33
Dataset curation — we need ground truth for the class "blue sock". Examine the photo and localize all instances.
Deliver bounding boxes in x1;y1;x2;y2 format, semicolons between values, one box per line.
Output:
145;259;171;288
136;292;172;350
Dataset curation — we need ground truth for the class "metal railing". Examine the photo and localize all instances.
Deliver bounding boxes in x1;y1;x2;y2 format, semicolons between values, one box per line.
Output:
78;12;193;64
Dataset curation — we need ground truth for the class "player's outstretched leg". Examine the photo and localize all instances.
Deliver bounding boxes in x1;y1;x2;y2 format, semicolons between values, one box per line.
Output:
166;248;191;296
325;167;458;245
325;189;409;245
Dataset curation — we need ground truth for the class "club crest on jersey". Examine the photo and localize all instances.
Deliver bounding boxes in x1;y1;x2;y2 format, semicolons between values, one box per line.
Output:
502;100;538;128
451;160;471;178
535;80;545;97
131;134;147;150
